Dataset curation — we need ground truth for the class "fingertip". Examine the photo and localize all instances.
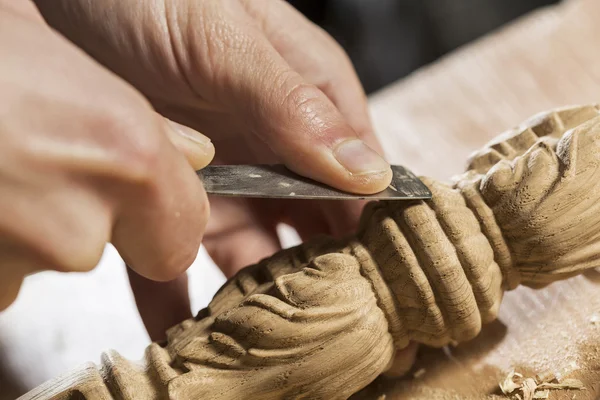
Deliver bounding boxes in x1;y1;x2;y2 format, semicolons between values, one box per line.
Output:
333;138;390;173
165;118;215;170
334;153;393;195
323;119;393;194
266;85;391;194
291;138;393;195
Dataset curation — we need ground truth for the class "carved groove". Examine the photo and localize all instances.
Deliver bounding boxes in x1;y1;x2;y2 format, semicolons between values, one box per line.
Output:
21;105;600;400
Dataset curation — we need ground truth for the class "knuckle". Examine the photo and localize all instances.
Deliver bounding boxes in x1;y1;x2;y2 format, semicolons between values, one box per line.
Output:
279;79;323;116
94;102;163;184
313;26;352;67
330;39;351;64
0;211;108;274
43;215;111;274
119;134;163;185
49;231;107;273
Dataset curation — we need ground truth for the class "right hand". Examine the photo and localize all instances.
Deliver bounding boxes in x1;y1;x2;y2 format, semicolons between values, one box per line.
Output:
0;2;214;309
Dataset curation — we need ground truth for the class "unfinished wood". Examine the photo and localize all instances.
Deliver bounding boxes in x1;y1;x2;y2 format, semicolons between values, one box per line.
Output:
16;0;600;398
352;0;600;398
19;104;600;399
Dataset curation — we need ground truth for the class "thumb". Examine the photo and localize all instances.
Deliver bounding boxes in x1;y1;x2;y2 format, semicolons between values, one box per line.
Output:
216;37;391;194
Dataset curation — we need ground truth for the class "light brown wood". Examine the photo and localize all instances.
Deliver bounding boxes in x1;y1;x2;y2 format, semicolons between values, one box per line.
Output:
19;104;600;399
17;0;600;398
353;0;600;398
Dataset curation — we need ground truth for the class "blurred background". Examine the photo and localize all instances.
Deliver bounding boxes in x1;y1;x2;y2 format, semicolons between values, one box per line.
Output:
0;0;564;398
289;0;559;93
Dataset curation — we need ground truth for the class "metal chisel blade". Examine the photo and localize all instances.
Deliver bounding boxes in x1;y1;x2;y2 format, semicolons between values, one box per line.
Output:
197;164;431;200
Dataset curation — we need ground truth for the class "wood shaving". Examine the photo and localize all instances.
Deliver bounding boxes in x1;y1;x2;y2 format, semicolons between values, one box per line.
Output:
413;368;426;379
376;395;386;400
521;378;537;400
499;370;521;394
534;371;555;384
537;378;585;390
499;369;585;400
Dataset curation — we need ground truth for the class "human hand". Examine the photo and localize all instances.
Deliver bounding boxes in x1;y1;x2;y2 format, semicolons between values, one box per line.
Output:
37;0;392;193
0;3;213;312
35;0;415;372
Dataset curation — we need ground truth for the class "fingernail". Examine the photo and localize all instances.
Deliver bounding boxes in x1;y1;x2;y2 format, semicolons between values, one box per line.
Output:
166;119;212;147
165;119;215;170
333;139;389;176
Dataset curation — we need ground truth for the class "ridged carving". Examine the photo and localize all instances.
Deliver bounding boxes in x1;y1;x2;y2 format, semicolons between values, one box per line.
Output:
21;105;600;400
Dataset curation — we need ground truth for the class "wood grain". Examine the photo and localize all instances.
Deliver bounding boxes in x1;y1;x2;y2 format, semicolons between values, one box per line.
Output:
353;0;600;398
7;1;600;399
20;105;600;400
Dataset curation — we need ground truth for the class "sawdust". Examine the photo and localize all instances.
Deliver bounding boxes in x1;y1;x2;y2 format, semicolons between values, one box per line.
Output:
499;369;585;400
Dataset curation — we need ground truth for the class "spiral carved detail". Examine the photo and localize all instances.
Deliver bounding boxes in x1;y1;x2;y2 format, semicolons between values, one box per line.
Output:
21;104;600;400
356;179;503;348
351;104;600;350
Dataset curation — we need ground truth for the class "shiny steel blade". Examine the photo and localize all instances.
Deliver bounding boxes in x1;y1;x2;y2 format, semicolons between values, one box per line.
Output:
197;164;431;200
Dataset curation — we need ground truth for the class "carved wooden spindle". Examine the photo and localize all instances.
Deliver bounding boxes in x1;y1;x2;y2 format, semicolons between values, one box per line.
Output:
21;104;600;400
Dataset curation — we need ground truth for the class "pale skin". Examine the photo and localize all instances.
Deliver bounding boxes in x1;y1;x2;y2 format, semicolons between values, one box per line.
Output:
0;0;417;373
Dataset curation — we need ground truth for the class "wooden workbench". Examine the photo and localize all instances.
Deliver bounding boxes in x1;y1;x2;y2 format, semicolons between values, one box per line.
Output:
352;0;600;398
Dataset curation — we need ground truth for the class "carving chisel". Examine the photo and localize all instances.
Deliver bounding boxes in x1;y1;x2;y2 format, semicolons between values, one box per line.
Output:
197;164;431;200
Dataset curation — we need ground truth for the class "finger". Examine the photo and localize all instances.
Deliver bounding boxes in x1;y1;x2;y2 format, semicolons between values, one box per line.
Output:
205;224;280;278
0;243;29;310
278;194;365;241
203;198;280;278
179;2;391;194
230;57;391;194
1;0;46;23
0;275;23;311
127;267;192;341
163;117;215;170
279;200;330;242
320;200;366;237
111;112;210;282
240;0;380;151
0;233;103;311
